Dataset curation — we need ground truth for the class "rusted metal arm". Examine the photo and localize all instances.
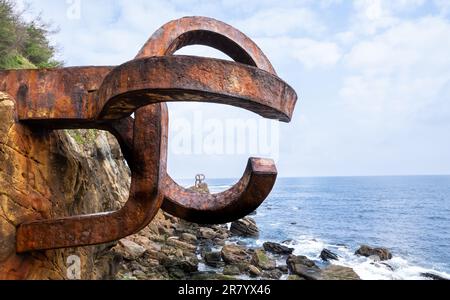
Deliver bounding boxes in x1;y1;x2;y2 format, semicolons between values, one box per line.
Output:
16;104;167;252
162;158;277;224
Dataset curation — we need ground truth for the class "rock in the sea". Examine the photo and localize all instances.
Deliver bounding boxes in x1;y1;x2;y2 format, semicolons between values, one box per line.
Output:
222;265;240;276
248;265;262;277
230;217;259;237
320;265;360;280
355;245;392;261
252;249;276;270
262;269;283;280
221;244;253;265
204;251;224;268
421;273;448;280
286;255;321;280
263;242;294;255
320;249;339;261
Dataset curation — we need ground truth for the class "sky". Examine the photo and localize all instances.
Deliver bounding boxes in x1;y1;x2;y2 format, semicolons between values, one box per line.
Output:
16;0;450;179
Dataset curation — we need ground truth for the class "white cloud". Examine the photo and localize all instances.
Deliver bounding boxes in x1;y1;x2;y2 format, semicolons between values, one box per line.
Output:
234;7;326;37
258;37;342;69
341;16;450;124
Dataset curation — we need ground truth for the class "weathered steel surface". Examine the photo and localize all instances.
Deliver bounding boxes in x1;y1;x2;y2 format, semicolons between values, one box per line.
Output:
0;16;298;252
16;104;168;252
136;16;276;74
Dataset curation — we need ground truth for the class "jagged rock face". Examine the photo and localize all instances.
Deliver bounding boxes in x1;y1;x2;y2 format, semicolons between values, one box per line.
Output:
0;92;130;279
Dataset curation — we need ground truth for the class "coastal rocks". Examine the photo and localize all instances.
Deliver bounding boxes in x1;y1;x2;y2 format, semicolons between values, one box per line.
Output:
421;273;449;280
114;239;146;260
355;245;392;261
160;254;199;279
230;217;259;237
221;244;253;265
248;265;262;277
320;265;361;280
223;265;241;276
263;242;294;255
286;254;360;280
204;251;224;268
252;249;276;270
199;227;217;240
286;255;322;280
262;269;283;280
320;249;339;261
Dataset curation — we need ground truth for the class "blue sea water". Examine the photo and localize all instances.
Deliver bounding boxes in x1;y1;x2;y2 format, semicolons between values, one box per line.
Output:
179;175;450;280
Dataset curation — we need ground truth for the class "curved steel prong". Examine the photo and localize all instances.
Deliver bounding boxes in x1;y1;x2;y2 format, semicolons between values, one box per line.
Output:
104;116;277;224
16;104;167;252
162;158;277;224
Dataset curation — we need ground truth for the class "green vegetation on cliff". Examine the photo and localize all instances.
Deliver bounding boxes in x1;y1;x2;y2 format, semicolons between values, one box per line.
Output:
0;0;61;69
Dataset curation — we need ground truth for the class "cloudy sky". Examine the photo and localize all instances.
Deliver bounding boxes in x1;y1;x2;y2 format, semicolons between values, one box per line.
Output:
18;0;450;179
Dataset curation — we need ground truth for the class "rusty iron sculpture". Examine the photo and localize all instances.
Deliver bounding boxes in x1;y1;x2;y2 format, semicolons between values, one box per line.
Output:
0;17;297;253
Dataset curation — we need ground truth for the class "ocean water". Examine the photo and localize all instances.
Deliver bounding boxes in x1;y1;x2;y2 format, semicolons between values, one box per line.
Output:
179;176;450;280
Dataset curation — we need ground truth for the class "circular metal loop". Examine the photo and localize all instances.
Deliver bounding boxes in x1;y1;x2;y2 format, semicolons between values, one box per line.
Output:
136;16;276;75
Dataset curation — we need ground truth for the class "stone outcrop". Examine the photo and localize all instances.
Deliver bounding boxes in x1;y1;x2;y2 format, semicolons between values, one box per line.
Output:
263;242;294;255
230;217;259;237
355;245;392;261
320;265;360;280
320;249;339;261
0;92;129;279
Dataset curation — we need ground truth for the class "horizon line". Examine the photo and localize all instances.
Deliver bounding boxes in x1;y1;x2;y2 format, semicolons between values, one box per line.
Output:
173;173;450;181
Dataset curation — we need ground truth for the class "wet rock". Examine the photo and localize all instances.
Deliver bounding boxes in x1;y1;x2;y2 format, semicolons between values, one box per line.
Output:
355;245;392;261
320;265;360;280
277;265;289;273
204;251;224;268
320;249;339;261
288;275;304;280
221;244;253;265
262;269;283;280
263;242;294;255
190;272;237;280
248;265;262;277
230;217;259;237
286;255;321;280
421;273;448;280
223;265;241;276
252;249;276;270
160;255;199;279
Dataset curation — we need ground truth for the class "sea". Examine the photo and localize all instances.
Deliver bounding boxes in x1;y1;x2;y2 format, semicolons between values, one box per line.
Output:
179;175;450;280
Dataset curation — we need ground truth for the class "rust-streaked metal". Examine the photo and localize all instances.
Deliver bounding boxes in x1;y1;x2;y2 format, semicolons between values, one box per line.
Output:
0;16;298;252
16;104;168;252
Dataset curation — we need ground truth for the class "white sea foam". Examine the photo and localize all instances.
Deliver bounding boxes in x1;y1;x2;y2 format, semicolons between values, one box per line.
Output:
281;236;450;280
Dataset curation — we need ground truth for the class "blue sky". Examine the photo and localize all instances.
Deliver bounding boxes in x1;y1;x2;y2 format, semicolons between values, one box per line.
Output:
18;0;450;179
